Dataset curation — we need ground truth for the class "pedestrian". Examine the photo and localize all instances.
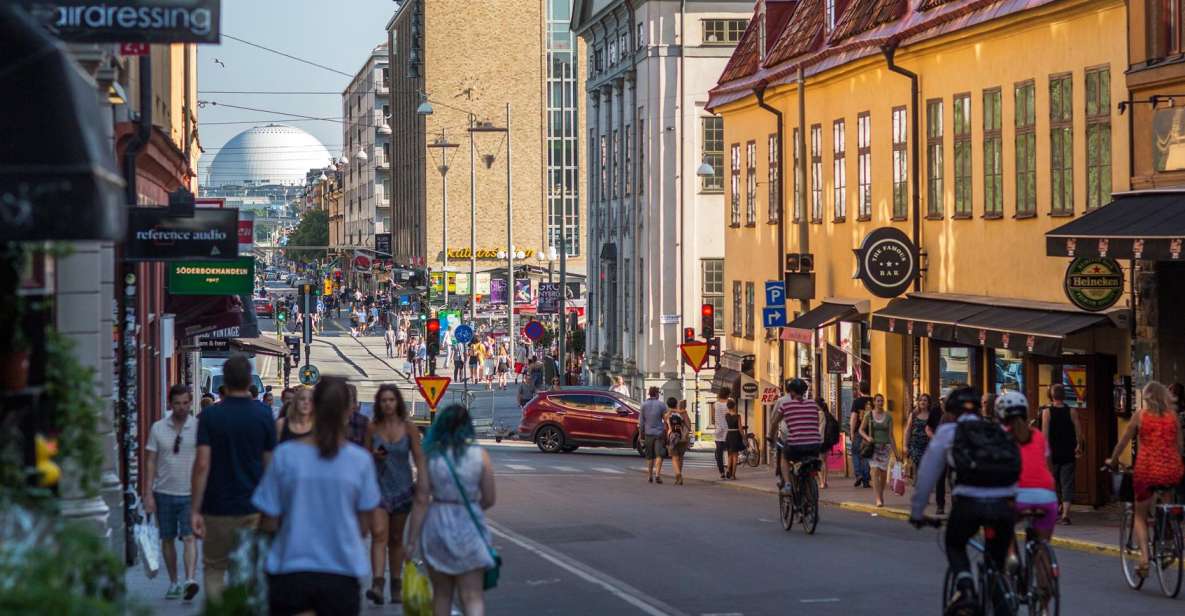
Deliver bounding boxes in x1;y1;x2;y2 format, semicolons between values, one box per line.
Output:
639;387;669;483
365;384;427;606
858;393;899;508
468;342;480;383
849;393;871;488
495;345;510;390
144;384;200;602
981;392;998;422
406;404;497;616
1040;384;1083;525
454;345;467;382
384;324;396;359
252;376;380;616
906;393;939;483
397;323;408;357
517;362;538;410
724;400;745;479
609;376;630;398
407;339;418;377
666;399;691;485
415;339;427;377
346;384;371;448
276;387;313;444
934;392;958;515
200;393;216;414
190;355;276;603
1106;381;1185;579
713;387;731;480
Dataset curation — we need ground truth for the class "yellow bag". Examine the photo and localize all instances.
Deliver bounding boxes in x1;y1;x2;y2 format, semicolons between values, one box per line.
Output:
401;559;433;616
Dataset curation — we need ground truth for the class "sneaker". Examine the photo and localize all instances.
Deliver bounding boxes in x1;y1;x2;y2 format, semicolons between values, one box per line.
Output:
780;484;795;496
183;579;200;601
165;582;182;600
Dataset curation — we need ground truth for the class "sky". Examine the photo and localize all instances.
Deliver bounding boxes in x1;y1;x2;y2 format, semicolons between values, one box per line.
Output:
196;0;396;176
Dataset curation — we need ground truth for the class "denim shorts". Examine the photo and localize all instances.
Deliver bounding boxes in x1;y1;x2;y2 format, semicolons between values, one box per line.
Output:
155;492;193;540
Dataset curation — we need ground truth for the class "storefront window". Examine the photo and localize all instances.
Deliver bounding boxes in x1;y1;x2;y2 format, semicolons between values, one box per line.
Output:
938;346;971;397
992;349;1024;393
1037;363;1089;411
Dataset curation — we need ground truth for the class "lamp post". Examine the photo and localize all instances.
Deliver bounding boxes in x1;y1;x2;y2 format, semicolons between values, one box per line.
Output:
427;130;457;310
692;158;715;427
468;111;512;364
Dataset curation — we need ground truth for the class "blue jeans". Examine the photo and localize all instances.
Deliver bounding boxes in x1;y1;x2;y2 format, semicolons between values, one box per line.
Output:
154;492;193;540
850;439;870;483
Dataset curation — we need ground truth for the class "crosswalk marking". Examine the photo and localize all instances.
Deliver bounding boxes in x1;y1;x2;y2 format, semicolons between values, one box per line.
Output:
552;466;579;472
504;464;534;471
593;467;624;474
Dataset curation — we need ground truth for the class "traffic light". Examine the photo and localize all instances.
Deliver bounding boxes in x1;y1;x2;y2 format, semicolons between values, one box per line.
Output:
683;327;695;343
701;303;715;339
425;318;440;356
323;279;333;296
707;336;721;368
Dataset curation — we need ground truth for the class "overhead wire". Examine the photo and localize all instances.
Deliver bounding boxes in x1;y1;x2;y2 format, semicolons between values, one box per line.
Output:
221;34;354;77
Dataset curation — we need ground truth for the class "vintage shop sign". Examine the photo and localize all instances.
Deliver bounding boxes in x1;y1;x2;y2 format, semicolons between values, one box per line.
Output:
1063;257;1124;312
853;227;917;298
446;247;536;260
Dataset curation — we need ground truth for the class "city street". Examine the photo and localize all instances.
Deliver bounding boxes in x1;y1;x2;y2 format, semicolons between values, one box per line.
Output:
128;440;1182;615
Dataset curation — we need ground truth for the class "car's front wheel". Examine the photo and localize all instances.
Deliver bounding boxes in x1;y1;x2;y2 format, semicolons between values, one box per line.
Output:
535;426;564;453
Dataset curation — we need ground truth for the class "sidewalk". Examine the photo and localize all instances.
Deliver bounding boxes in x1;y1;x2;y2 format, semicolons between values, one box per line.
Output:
665;455;1121;556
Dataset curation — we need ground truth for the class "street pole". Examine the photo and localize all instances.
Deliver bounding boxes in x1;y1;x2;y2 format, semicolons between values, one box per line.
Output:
468;114;477;325
427;131;458;311
506;102;515;375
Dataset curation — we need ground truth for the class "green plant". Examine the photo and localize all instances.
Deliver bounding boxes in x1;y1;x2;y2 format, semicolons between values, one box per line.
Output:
567;326;585;356
0;247;27;353
44;330;104;495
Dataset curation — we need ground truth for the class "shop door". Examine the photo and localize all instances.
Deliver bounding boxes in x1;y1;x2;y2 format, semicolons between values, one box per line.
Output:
1030;355;1117;507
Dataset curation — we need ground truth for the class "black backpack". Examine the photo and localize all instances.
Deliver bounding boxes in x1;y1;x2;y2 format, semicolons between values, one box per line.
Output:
822;411;840;449
947;420;1021;488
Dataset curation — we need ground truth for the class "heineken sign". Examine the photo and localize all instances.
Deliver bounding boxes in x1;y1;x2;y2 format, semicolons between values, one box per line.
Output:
1064;257;1124;312
168;257;254;295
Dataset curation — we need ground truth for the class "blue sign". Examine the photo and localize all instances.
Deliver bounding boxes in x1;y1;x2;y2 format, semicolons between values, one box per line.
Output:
523;320;545;341
399;294;410;306
453;324;474;344
762;306;787;328
765;281;786;306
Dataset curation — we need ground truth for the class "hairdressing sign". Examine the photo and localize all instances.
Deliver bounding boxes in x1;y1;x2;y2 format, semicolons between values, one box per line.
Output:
40;0;221;44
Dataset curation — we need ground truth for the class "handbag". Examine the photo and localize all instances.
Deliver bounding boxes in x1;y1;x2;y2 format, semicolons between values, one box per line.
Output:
859;440;875;459
134;513;161;579
442;451;502;590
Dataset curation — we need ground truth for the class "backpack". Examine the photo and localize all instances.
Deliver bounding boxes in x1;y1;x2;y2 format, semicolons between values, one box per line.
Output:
822;411;840;449
947;420;1021;488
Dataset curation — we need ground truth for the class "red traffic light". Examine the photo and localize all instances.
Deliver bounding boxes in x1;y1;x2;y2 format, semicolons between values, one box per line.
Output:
701;304;714;317
683;327;695;342
426;318;440;334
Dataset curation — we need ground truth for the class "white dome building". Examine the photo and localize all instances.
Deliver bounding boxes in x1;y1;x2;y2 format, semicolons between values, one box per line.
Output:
205;124;332;187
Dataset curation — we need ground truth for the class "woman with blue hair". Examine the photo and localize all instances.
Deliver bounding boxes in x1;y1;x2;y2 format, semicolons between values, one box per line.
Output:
406;404;498;615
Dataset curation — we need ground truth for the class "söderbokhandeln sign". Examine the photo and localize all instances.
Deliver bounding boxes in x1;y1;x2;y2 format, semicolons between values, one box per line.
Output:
40;0;221;44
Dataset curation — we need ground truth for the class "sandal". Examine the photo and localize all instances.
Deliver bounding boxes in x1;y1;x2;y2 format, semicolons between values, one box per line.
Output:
1136;562;1150;579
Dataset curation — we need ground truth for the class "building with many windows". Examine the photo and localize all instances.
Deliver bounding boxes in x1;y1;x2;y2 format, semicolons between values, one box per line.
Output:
572;0;751;425
710;0;1129;504
341;44;391;255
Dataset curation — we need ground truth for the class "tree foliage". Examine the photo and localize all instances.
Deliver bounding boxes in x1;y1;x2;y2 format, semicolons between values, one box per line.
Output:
284;209;328;264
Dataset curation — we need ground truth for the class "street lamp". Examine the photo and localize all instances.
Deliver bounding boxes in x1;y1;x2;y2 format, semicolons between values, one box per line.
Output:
416;95;434;116
427;131;459;310
696;160;715;177
468;106;513;366
356;148;368;162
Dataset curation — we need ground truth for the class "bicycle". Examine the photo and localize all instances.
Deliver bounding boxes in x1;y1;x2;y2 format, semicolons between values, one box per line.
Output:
921;517;1020;616
1111;464;1184;598
740;432;761;468
769;438;820;534
1009;507;1060;616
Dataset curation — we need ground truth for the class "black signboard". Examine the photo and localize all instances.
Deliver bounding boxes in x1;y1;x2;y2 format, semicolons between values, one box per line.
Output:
29;0;222;44
375;233;392;257
564;281;582;300
538;283;561;314
826;344;848;374
126;207;237;261
853;227;917;298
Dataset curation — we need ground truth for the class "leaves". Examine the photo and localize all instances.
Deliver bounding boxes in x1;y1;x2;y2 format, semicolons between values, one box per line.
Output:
284;209;329;264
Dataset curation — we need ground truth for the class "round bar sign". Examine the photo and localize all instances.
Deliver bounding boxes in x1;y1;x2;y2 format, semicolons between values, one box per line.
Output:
853;227;918;298
1064;257;1124;312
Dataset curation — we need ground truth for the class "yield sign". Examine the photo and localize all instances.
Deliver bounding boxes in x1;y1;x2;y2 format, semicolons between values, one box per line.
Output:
679;341;709;373
415;376;451;410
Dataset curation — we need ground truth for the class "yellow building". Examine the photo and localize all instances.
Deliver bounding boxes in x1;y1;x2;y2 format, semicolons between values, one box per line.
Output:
709;0;1129;505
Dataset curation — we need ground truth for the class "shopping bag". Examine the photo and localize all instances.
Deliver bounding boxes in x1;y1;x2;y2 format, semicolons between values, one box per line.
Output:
401;559;433;616
134;516;161;579
890;463;906;496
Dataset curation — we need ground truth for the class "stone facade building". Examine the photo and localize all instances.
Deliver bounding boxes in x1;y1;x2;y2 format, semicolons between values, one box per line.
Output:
342;44;392;252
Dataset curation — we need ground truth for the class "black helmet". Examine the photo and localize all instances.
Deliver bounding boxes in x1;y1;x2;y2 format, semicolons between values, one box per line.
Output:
785;378;809;396
944;386;980;415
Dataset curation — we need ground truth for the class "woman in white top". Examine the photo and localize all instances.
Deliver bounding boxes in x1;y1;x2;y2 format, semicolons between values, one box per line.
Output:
713;387;732;479
609;376;630;398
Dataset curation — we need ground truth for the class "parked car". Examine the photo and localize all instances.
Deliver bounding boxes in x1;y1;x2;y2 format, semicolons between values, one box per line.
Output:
254;298;274;318
518;388;643;455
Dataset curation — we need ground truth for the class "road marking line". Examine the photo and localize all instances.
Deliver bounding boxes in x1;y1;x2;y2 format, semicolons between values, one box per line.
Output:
799;598;840;604
594;467;625;474
488;520;686;616
504;464;534;471
552;466;579;472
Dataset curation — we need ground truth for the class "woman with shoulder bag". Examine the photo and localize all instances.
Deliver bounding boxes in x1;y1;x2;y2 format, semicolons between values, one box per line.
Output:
858;394;899;508
665;399;692;485
849;396;872;488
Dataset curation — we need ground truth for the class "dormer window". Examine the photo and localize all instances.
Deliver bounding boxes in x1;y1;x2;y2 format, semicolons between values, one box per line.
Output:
758;10;767;61
825;0;836;34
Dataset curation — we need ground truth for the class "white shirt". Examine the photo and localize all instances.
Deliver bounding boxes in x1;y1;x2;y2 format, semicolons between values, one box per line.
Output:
145;413;198;496
610;384;630;398
713;401;730;440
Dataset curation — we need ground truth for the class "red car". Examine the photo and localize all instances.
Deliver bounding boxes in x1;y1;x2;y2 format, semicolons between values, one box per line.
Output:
518;388;643;454
254;298;274;318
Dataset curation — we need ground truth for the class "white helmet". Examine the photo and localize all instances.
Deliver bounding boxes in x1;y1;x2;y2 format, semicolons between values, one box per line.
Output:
994;391;1029;420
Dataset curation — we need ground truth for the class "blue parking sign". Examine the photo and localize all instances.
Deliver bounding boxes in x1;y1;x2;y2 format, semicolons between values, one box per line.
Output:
762;306;787;328
765;281;786;306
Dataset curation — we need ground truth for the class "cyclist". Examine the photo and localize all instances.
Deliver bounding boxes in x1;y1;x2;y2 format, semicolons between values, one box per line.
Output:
770;378;822;494
997;392;1057;543
910;386;1020;616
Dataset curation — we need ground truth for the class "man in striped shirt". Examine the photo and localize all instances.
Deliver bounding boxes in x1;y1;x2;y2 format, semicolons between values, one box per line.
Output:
772;378;822;493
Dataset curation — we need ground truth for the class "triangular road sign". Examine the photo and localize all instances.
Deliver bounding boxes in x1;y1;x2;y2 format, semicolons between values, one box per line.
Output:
415;375;451;409
679;341;709;373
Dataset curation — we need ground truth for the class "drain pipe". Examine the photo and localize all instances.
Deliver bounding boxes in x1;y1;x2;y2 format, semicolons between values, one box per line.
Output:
755;85;785;387
882;43;920;291
123;55;152;204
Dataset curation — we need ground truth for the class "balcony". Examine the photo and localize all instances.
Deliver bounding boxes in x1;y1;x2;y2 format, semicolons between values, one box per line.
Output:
373;150;389;169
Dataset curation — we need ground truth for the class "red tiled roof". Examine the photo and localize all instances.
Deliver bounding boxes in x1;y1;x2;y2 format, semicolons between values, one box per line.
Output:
764;0;826;68
717;1;799;85
830;0;908;43
919;0;961;10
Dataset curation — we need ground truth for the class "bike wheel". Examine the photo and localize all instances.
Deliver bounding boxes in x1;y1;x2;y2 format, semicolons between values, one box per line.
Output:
779;492;794;531
943;567;957;614
1025;541;1059;616
1120;504;1146;590
1154;517;1184;598
745;437;761;467
801;477;819;535
985;569;1019;616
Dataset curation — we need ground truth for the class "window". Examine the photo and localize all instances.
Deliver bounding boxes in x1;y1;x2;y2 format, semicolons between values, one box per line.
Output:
857;112;871;220
810;124;823;223
892;106;908;219
1149;0;1184;60
768;133;780;222
953;94;972;217
745;141;757;226
703;19;748;44
793;127;803;222
701;117;724;191
639;114;646;196
624;126;632;196
1050;74;1074;215
833;119;847;221
702;259;724;333
730;143;741;226
599;134;607;200
608;39;617;65
745;282;755;339
825;0;837;34
983;88;1003;217
620;32;629;57
1015;81;1037;216
623;258;631;332
612;129;621;198
926;99;944;218
1086;67;1112;210
638;22;645;48
732;280;743;336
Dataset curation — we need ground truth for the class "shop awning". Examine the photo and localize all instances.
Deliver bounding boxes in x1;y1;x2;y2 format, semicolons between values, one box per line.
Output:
711;367;742;395
167;295;243;339
870;293;1117;356
0;4;125;241
230;336;290;357
783;298;869;341
1046;192;1185;260
599;243;617;260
